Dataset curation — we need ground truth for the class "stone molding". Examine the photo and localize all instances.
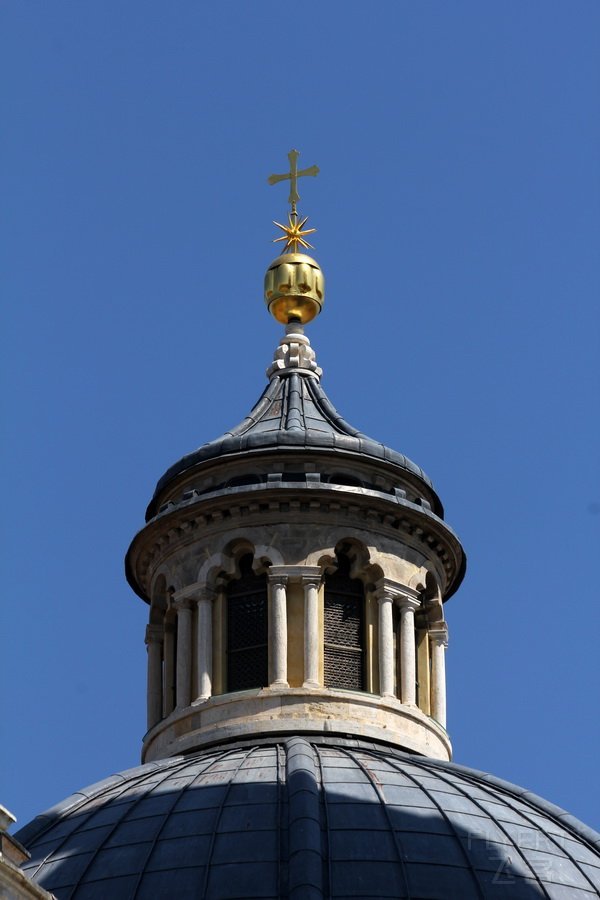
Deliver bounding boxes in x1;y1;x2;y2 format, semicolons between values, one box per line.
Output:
131;491;461;602
266;326;323;380
141;687;452;764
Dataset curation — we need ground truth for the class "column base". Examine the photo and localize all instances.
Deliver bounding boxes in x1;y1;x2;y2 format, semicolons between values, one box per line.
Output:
269;680;289;689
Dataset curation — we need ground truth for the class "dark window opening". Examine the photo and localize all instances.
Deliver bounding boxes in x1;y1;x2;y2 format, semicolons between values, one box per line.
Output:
225;475;262;489
328;473;363;488
324;552;365;691
226;554;268;691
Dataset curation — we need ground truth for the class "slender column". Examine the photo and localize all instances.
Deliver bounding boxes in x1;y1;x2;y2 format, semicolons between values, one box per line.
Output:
145;625;163;730
162;621;175;716
175;599;193;708
302;576;321;688
268;575;289;687
195;591;213;701
397;594;421;706
430;625;449;728
377;591;395;698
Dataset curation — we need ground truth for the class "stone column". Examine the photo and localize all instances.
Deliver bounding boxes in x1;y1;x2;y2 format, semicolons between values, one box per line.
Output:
162;621;175;717
268;575;289;687
145;624;163;730
377;590;395;698
397;592;421;706
175;599;193;709
302;575;321;688
195;590;214;701
430;624;449;728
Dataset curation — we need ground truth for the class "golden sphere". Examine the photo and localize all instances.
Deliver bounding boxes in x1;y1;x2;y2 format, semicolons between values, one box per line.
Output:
264;253;325;325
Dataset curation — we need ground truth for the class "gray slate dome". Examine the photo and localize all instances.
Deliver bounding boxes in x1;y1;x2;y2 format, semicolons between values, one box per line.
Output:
17;738;600;900
147;366;441;521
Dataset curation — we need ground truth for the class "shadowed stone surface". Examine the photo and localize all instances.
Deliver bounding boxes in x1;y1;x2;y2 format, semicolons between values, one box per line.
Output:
17;738;600;899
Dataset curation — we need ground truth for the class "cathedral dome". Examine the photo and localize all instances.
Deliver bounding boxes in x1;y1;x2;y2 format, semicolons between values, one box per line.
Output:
17;738;600;899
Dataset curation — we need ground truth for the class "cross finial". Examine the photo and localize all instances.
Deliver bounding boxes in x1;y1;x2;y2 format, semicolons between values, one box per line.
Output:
268;149;319;253
267;149;319;219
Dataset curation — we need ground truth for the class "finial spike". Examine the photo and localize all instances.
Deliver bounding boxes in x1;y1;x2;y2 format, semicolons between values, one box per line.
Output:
265;150;324;325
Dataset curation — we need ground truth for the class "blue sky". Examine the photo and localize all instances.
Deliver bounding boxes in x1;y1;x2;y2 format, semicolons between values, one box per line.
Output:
2;2;599;831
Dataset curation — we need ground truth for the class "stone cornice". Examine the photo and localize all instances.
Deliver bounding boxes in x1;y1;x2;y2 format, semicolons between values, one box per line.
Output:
147;445;444;522
127;487;464;605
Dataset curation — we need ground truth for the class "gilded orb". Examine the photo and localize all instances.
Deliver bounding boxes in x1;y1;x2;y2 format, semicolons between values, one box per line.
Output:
264;253;325;325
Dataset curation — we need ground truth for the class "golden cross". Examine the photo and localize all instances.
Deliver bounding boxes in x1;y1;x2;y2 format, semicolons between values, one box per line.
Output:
267;149;319;218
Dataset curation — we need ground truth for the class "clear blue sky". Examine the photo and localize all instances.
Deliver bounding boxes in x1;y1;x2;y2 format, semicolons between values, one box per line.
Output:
2;2;599;832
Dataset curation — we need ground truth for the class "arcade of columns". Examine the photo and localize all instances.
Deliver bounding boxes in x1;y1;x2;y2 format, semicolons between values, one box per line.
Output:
145;570;448;731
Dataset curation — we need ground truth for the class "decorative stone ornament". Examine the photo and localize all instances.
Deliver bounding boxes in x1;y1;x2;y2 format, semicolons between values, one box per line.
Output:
266;321;323;379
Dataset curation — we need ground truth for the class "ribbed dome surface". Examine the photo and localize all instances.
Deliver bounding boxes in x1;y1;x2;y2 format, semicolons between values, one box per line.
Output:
17;738;600;899
148;371;438;519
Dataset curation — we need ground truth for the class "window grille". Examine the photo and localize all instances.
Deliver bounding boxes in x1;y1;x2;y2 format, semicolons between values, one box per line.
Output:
226;554;268;691
324;554;365;691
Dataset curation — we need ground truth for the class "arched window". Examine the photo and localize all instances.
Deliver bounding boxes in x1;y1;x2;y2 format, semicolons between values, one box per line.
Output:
324;551;365;691
226;553;268;691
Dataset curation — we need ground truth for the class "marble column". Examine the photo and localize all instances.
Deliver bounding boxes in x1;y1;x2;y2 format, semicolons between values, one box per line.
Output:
377;591;395;698
175;599;193;708
162;621;175;717
302;576;321;688
430;625;449;728
195;591;213;701
397;593;421;706
268;576;289;687
145;624;163;730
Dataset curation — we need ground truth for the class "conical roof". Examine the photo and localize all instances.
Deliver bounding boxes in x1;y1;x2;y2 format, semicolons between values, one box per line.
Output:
147;326;440;520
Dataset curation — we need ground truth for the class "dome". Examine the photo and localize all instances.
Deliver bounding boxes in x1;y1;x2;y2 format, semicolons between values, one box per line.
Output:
145;328;442;522
17;738;600;900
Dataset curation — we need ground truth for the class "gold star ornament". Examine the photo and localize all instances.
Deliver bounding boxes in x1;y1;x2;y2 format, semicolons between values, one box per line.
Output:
273;213;316;253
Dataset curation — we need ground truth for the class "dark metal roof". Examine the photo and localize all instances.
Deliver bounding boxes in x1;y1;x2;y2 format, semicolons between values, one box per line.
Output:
17;738;600;899
150;371;437;517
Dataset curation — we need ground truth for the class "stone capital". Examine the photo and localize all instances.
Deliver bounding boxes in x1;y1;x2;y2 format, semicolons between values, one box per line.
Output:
172;594;194;612
145;624;163;645
374;578;420;609
172;582;215;608
268;565;322;586
267;571;288;588
429;623;449;648
196;588;217;606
